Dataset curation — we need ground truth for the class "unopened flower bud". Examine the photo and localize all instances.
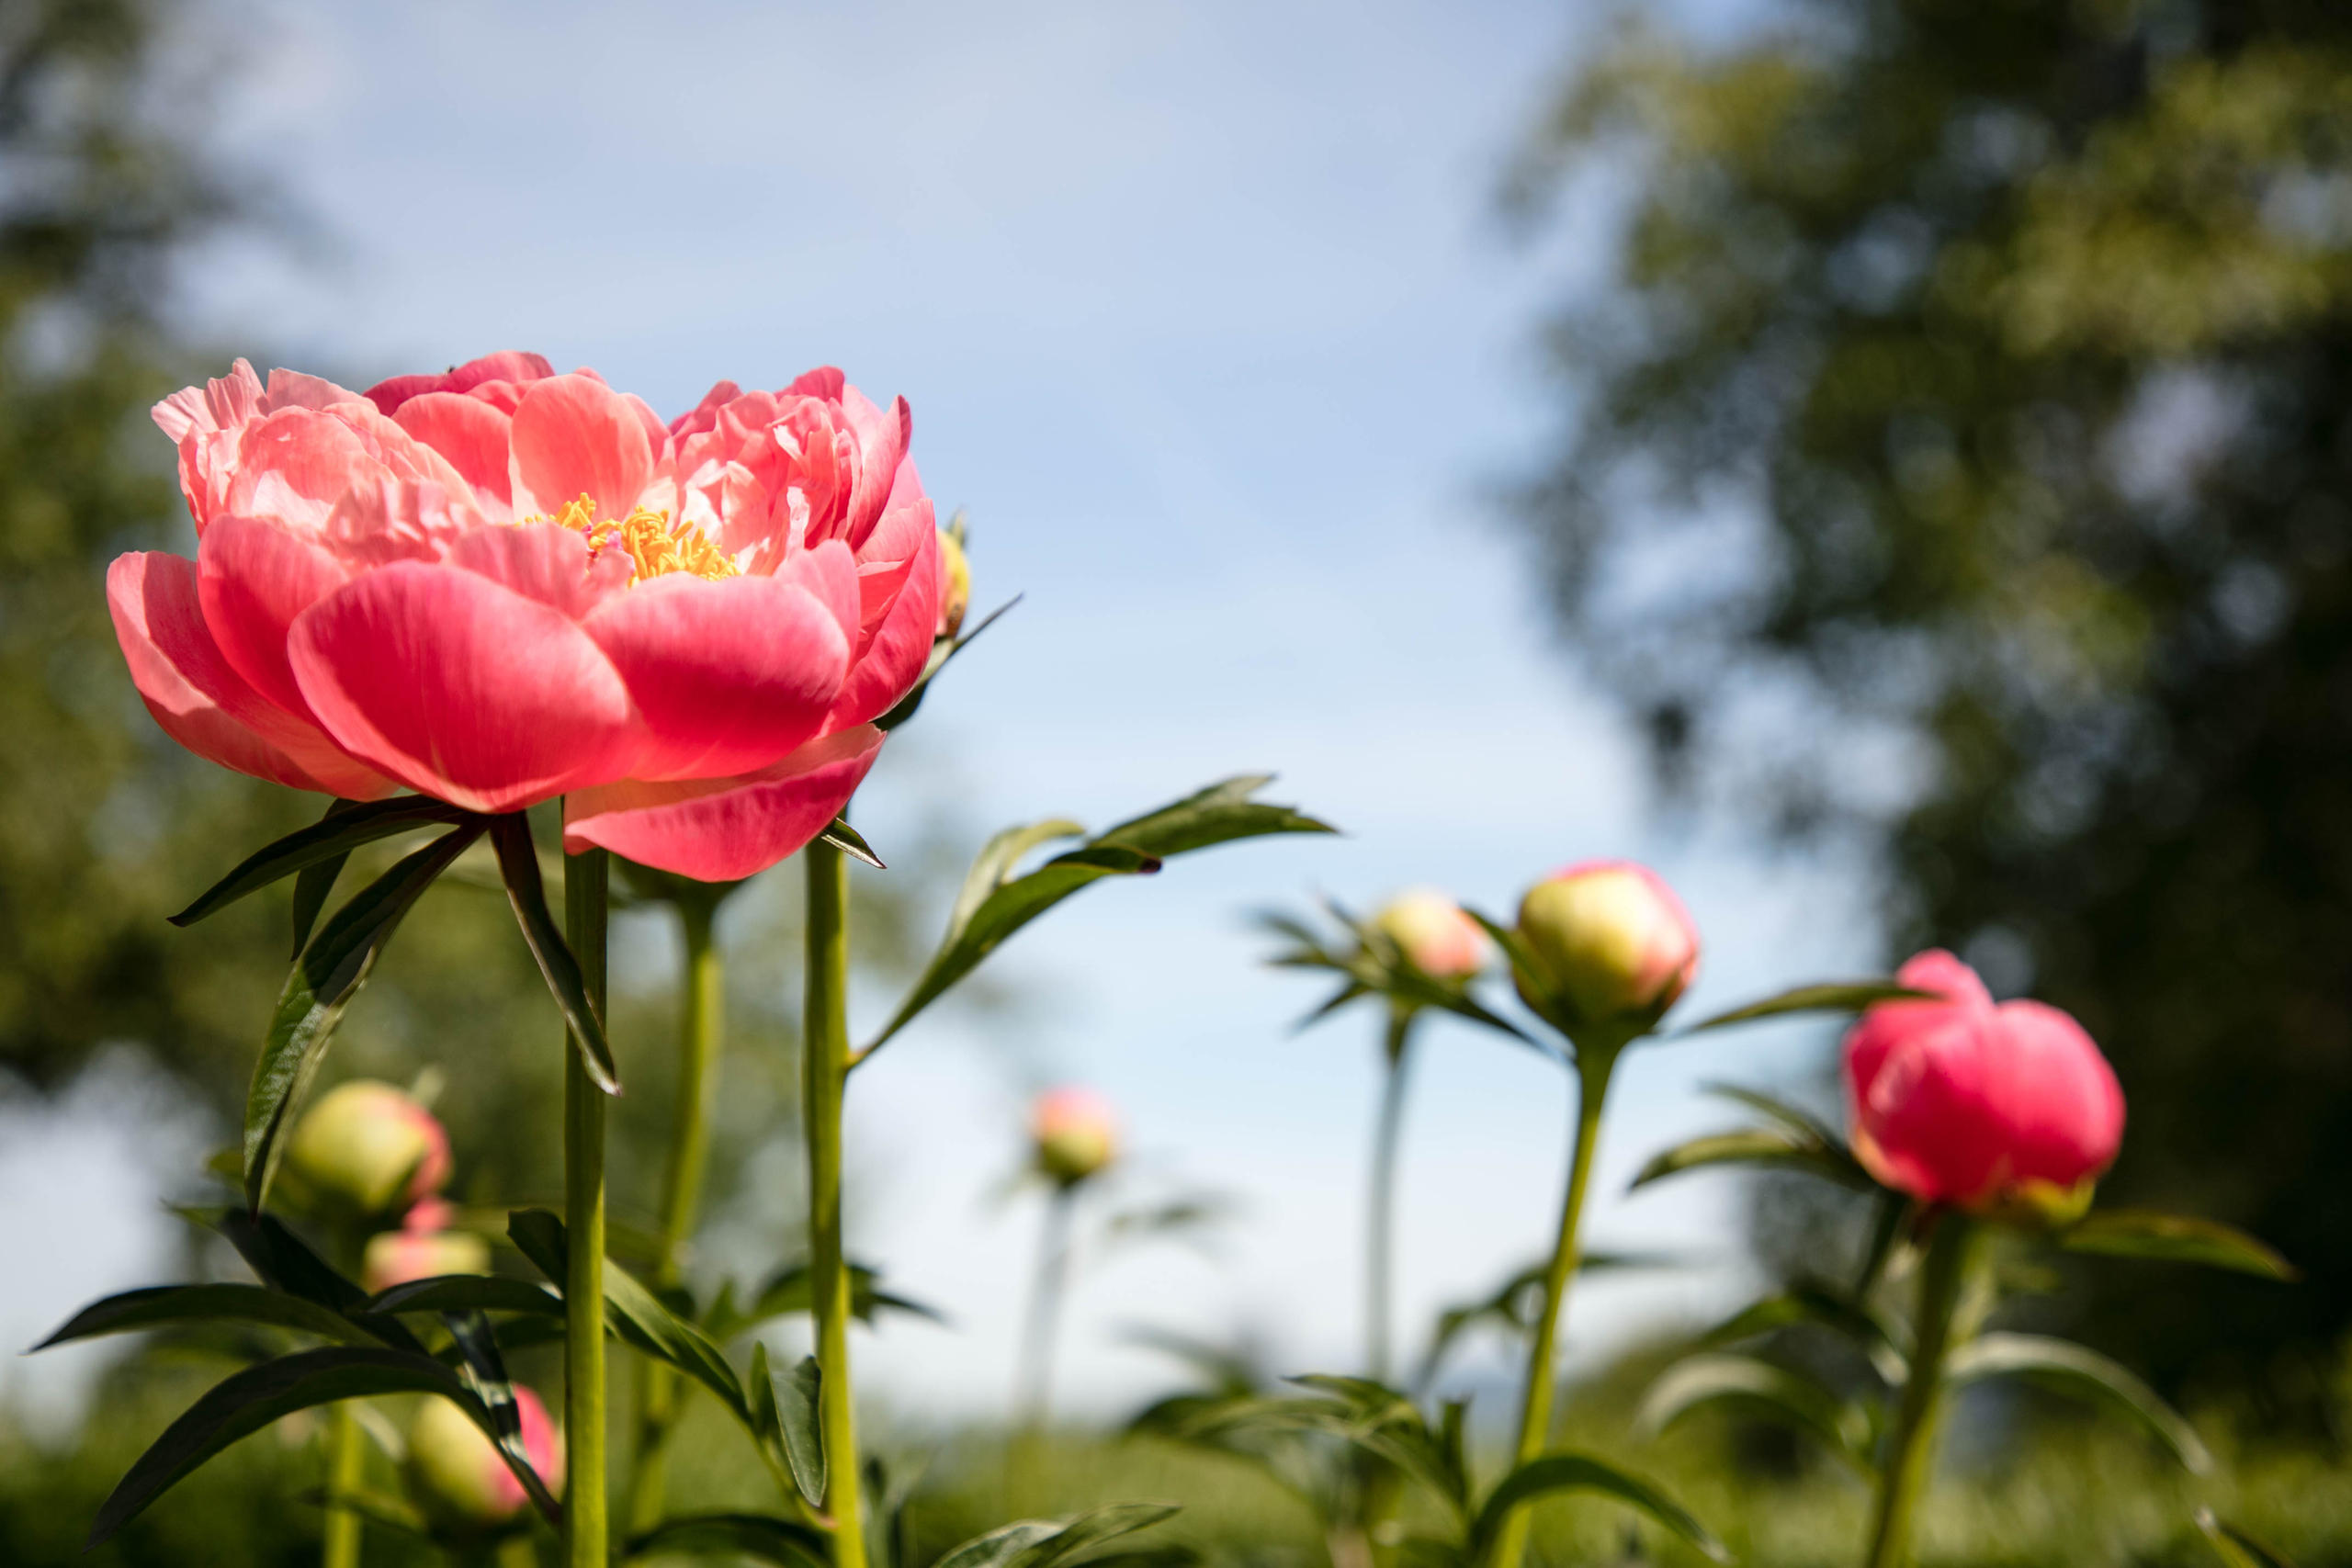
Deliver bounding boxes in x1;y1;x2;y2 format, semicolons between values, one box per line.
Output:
405;1385;561;1528
1031;1086;1118;1187
283;1080;451;1220
362;1200;492;1294
1371;887;1487;980
1514;861;1699;1030
936;525;970;640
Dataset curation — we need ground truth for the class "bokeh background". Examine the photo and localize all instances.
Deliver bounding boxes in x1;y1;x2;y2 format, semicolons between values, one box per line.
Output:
6;0;2352;1562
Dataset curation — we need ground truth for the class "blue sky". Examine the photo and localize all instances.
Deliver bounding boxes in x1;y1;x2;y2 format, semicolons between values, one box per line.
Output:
2;0;1886;1423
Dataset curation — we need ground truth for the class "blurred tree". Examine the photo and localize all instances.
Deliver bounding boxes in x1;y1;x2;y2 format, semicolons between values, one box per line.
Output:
1510;0;2352;1411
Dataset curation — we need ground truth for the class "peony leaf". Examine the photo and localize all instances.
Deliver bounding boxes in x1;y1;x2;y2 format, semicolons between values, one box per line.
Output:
1631;1126;1873;1192
1638;1351;1874;1472
34;1283;380;1352
779;1353;827;1507
1698;1287;1908;1384
242;824;483;1214
1947;1332;2211;1473
489;814;618;1094
1468;1451;1728;1565
2060;1210;2297;1280
817;816;887;869
365;1275;563;1317
170;795;469;927
627;1513;832;1568
287;798;366;957
1678;981;1930;1034
935;1502;1182;1568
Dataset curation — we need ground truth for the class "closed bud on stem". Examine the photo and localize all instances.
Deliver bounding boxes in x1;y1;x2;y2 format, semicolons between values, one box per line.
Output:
1512;861;1699;1038
361;1199;492;1294
282;1080;451;1222
405;1385;562;1529
1031;1086;1118;1188
935;521;970;640
1845;950;2125;1223
1370;887;1487;980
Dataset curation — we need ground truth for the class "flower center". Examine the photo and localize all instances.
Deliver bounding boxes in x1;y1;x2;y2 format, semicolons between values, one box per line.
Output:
531;493;739;583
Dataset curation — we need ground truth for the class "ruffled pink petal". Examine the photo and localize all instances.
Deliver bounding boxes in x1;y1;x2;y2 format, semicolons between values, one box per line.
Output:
777;538;861;647
394;392;518;511
1843;949;1993;1117
825;515;939;732
317;475;485;570
446;522;630;620
839;387;910;547
509;373;655;522
562;725;885;882
670;379;741;439
198;513;352;717
583;572;850;780
288;562;639;814
107;552;395;799
786;367;845;400
364;351;557;416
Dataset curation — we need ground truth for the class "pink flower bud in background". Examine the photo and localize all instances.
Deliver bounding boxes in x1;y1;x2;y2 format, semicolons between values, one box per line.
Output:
1512;861;1700;1028
405;1384;562;1528
1031;1086;1119;1187
361;1200;492;1294
935;524;970;640
1371;887;1488;979
1843;949;2126;1220
282;1080;451;1219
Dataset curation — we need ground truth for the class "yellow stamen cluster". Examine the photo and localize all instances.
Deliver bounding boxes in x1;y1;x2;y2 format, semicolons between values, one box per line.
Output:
527;494;739;583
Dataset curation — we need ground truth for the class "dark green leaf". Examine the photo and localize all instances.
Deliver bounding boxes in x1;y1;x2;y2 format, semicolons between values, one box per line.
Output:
506;1209;750;1424
1678;980;1929;1034
936;1502;1181;1568
365;1275;562;1317
1699;1287;1907;1384
242;824;483;1213
436;1305;548;1520
1637;1352;1873;1471
2061;1210;2297;1280
1630;1127;1872;1192
87;1347;556;1547
1702;1083;1847;1146
1091;775;1336;860
708;1258;945;1339
947;818;1086;942
187;1207;425;1353
626;1512;831;1568
288;798;365;957
1947;1332;2211;1473
1467;1452;1728;1565
819;816;887;869
779;1354;825;1506
169;795;468;927
34;1284;379;1351
2197;1509;2297;1568
489;815;618;1094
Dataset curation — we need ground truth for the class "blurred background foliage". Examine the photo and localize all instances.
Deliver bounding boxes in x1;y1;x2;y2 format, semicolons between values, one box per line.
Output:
1508;0;2352;1420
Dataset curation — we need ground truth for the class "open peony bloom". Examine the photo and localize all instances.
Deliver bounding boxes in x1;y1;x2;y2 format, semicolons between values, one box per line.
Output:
1844;950;2126;1219
1513;860;1700;1031
1032;1086;1120;1186
1372;887;1488;980
108;354;939;880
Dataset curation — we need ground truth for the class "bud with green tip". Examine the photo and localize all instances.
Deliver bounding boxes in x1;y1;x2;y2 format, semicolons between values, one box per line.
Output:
1031;1086;1118;1187
282;1080;451;1222
1371;886;1488;980
405;1385;562;1528
1513;860;1699;1038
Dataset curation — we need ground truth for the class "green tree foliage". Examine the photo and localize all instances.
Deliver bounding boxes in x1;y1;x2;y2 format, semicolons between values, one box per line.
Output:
1510;0;2352;1405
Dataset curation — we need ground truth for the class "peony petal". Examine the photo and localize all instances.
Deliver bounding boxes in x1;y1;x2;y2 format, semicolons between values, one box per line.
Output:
198;514;351;717
825;501;939;731
447;522;630;619
1843;949;1992;1120
107;552;395;799
288;562;638;814
509;372;655;521
562;725;885;882
838;387;909;547
583;572;850;780
776;538;861;647
1984;1000;2126;1188
395;391;518;511
365;351;557;416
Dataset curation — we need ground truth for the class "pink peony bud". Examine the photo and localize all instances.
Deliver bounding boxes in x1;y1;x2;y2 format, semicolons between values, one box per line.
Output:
935;525;971;640
1371;887;1488;980
1843;950;2126;1220
405;1384;562;1528
282;1080;451;1220
1512;861;1700;1029
1031;1086;1119;1187
361;1201;492;1294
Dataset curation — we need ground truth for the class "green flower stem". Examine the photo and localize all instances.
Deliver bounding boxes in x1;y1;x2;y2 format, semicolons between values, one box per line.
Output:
321;1399;362;1568
629;892;724;1531
1864;1213;1980;1568
1016;1181;1080;1425
803;836;867;1568
1487;1048;1617;1568
1366;1004;1418;1383
563;846;612;1568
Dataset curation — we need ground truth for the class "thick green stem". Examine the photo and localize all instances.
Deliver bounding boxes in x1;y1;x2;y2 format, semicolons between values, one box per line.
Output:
1863;1213;1979;1568
1016;1182;1080;1425
629;895;724;1532
321;1400;362;1568
1366;1005;1418;1383
803;839;867;1568
1487;1051;1615;1568
564;847;611;1568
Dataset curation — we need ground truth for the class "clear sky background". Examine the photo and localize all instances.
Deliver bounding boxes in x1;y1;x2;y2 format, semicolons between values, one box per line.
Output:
2;0;1885;1426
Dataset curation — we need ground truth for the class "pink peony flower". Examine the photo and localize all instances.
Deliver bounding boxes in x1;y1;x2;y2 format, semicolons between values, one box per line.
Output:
1371;887;1488;980
1031;1086;1119;1186
109;355;939;880
1513;860;1700;1026
407;1383;563;1526
1843;950;2126;1217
